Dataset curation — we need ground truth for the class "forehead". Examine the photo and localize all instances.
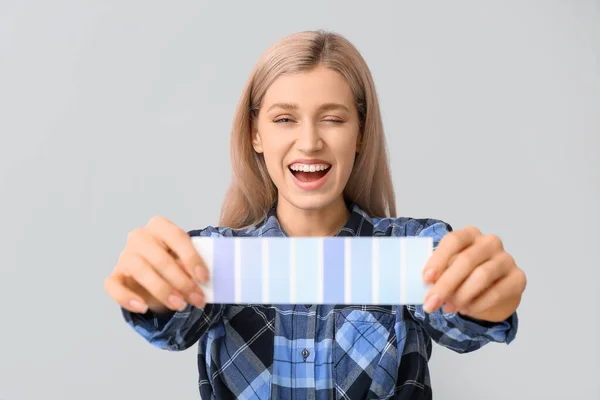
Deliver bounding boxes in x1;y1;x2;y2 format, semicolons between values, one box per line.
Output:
261;66;355;109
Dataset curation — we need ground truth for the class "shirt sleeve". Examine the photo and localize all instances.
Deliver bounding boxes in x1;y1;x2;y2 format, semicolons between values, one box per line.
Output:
120;227;224;351
405;218;519;354
121;303;223;351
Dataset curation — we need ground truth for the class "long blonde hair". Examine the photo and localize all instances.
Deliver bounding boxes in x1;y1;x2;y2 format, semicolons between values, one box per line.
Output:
219;30;397;228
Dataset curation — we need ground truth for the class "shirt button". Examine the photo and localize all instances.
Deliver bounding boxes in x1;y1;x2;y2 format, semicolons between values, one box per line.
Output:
301;349;309;359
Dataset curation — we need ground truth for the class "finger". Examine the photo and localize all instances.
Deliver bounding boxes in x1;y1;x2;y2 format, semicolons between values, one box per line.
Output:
449;251;514;311
422;226;481;284
104;273;149;314
139;247;206;309
461;268;526;316
425;234;502;310
146;216;209;282
442;300;458;314
124;252;188;311
129;228;205;307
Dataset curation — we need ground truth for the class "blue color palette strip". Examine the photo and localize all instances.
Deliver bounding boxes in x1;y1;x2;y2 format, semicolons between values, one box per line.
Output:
193;236;433;305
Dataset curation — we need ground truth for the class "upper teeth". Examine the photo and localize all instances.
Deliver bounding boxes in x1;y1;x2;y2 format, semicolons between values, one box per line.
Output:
289;163;331;172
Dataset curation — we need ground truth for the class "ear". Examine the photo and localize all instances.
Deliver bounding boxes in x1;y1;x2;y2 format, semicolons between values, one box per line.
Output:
251;125;263;153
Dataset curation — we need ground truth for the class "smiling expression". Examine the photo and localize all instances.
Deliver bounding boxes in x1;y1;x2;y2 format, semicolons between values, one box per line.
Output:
252;65;361;212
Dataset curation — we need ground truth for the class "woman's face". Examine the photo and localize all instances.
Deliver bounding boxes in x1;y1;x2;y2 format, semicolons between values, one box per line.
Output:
252;65;361;213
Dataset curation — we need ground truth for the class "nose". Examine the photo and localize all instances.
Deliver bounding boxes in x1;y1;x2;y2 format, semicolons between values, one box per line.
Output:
296;122;323;153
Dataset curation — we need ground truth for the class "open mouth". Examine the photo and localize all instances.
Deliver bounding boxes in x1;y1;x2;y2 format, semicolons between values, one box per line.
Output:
288;163;331;183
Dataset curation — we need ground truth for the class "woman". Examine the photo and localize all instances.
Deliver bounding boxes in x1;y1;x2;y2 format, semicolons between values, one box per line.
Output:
104;30;526;399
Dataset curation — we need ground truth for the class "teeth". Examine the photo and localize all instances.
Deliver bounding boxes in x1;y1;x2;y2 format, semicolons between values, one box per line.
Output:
289;163;331;172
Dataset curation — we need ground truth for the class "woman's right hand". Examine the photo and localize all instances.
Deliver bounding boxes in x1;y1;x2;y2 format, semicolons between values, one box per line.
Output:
104;216;209;314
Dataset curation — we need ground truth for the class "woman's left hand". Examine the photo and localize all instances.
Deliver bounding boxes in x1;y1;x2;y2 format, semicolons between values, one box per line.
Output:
422;226;527;322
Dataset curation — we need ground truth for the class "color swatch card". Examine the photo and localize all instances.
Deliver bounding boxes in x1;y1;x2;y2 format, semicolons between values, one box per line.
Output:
192;236;433;305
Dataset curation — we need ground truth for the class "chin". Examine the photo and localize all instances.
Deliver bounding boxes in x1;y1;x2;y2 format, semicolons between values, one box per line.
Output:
274;167;348;212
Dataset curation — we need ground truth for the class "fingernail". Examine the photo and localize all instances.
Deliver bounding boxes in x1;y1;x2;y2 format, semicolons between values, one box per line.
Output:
195;266;206;282
129;299;148;313
189;292;204;308
423;269;436;283
443;302;457;314
424;294;440;313
168;295;186;311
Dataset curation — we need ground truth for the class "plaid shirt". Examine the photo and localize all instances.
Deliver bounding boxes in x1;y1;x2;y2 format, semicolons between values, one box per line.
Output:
122;202;518;399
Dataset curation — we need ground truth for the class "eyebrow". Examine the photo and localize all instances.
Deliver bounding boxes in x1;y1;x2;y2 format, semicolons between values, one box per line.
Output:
266;102;350;113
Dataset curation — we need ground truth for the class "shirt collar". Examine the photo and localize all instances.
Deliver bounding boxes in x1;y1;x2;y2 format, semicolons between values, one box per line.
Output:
259;200;375;237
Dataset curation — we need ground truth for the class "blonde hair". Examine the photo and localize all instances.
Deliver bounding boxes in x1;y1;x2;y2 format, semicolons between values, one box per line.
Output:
219;30;397;228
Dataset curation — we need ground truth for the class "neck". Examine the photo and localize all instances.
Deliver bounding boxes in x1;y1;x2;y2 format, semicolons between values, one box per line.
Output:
276;195;350;237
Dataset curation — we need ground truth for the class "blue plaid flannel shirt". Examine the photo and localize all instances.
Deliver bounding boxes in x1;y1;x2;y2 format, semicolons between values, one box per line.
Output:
122;202;518;399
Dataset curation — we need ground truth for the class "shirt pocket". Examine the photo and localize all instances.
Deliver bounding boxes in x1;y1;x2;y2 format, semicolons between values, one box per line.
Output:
333;307;398;400
218;305;275;399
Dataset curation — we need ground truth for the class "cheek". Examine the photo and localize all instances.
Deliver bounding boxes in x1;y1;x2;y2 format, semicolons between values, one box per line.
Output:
260;140;288;178
262;151;280;172
333;138;359;167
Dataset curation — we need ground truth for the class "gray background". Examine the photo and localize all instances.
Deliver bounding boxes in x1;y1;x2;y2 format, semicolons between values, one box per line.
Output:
1;1;599;399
